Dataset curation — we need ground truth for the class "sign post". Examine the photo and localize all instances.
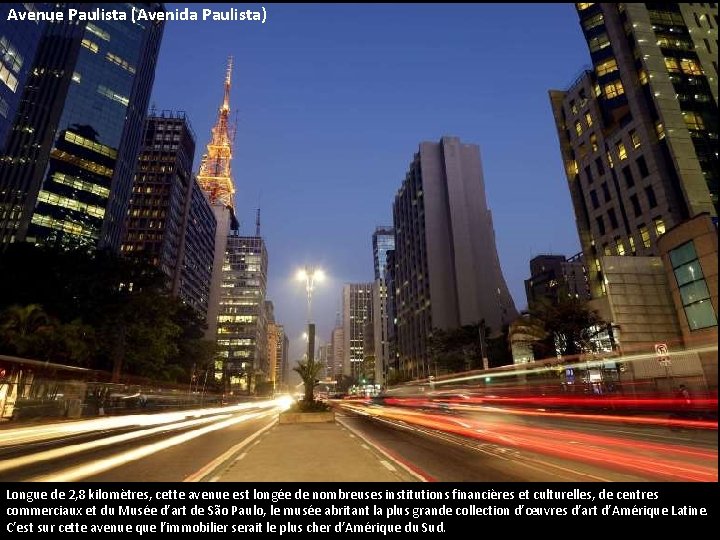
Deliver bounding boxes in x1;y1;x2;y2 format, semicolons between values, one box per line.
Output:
655;343;671;366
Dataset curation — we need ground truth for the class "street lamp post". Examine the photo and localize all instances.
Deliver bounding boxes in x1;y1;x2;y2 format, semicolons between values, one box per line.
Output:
296;266;325;364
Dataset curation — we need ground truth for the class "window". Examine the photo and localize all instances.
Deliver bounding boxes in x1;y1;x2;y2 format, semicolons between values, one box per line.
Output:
630;129;641;149
585;112;593;127
595;157;605;175
654;217;665;236
596;216;606;235
585;165;594;184
615;237;626;256
639;225;651;248
608;208;619;229
669;241;717;331
683;111;705;131
590;190;600;209
80;38;99;53
596;58;618;77
680;58;703;75
607;151;614;168
570;100;577;115
575;121;583;136
603;244;612;256
590;133;598;152
630;194;642;217
645;186;658;208
602;182;611;202
628;235;636;253
636;155;649;177
655;121;665;140
582;12;604;31
589;34;611;53
617;141;628;160
664;57;680;73
622;165;634;188
576;3;594;9
603;80;625;98
638;69;649;85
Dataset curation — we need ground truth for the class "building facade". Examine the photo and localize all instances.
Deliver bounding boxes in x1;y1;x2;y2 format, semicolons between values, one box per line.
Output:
372;226;395;281
342;283;372;380
0;3;164;251
392;136;518;379
550;3;718;300
215;233;268;393
330;325;344;380
122;111;215;318
0;3;47;151
524;252;590;307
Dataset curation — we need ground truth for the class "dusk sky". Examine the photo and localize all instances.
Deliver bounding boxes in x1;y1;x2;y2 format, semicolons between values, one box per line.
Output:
150;3;591;362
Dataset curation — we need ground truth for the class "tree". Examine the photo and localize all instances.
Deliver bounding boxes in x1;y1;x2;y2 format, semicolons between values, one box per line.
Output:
427;324;485;375
525;296;608;358
294;357;323;404
0;304;53;357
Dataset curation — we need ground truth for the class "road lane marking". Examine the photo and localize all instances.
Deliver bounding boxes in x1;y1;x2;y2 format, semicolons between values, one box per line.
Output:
380;460;396;472
184;416;278;482
28;411;277;482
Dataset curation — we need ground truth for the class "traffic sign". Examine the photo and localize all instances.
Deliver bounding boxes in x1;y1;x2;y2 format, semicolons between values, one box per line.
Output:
655;343;671;366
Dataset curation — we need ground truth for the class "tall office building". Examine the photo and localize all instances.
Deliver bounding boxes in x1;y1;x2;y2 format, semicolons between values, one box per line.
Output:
372;226;395;281
393;136;517;379
215;233;268;393
0;3;47;151
122;111;216;318
331;325;344;380
524;252;590;307
197;58;239;339
276;326;289;388
0;3;164;251
550;3;718;299
342;283;372;380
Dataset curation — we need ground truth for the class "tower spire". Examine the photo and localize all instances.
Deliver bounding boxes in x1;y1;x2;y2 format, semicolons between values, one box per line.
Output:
196;56;237;209
255;207;261;236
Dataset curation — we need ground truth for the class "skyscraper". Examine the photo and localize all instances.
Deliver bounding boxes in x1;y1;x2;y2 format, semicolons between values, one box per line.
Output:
342;283;373;380
393;136;517;379
550;3;718;299
216;233;268;393
372;226;394;281
122;111;216;318
524;253;590;307
331;325;344;380
0;3;164;251
0;4;47;151
197;57;239;339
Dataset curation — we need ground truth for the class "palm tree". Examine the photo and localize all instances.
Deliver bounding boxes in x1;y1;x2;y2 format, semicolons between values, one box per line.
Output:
294;357;323;404
0;304;53;357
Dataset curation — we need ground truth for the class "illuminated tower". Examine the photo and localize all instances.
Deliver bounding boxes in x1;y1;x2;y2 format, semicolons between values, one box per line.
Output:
197;57;236;209
198;57;239;340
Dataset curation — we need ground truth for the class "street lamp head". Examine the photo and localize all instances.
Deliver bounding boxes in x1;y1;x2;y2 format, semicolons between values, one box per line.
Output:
296;268;308;282
313;269;326;282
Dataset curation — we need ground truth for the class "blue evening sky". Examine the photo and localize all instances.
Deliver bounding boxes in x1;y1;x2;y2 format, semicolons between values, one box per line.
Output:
150;3;591;362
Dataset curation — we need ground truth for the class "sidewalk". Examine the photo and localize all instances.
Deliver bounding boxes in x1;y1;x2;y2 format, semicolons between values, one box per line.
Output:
200;417;420;482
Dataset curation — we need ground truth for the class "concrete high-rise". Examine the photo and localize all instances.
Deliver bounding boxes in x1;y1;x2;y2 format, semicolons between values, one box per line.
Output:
331;325;344;380
550;3;718;299
122;111;216;318
0;4;47;151
342;283;372;380
0;3;164;251
215;233;268;393
393;136;518;379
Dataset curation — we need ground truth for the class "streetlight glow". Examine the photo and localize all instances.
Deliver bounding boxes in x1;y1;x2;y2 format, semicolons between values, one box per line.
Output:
295;265;325;323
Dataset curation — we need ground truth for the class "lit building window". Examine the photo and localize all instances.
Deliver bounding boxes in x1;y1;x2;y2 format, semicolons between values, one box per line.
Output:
603;80;625;99
616;141;627;160
680;58;703;75
589;34;611;53
596;58;618;77
575;121;583;136
654;218;666;236
628;236;636;253
655;121;666;140
0;35;24;73
585;112;593;127
615;238;625;256
630;129;641;149
86;23;111;42
36;190;106;219
638;69;649;85
606;151;614;168
664;57;680;73
639;226;651;248
669;241;717;331
590;133;598;152
80;38;99;53
65;131;118;158
682;111;705;131
576;3;594;10
0;62;18;92
97;84;129;107
582;12;605;31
